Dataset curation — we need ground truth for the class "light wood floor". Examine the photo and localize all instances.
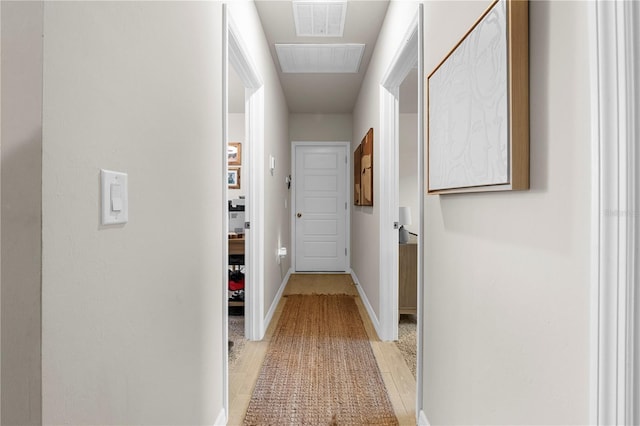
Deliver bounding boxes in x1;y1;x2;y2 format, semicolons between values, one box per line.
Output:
228;274;417;425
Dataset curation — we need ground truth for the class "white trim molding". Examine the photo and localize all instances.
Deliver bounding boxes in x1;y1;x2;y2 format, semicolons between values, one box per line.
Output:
378;83;399;342
263;268;292;337
415;5;425;422
350;271;383;337
221;5;230;417
418;410;431;426
214;408;226;426
245;85;265;342
590;0;639;424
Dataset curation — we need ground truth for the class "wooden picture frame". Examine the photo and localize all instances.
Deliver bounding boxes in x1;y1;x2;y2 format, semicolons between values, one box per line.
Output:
427;0;529;194
228;167;241;189
360;128;374;206
354;144;362;205
353;128;374;206
228;142;242;166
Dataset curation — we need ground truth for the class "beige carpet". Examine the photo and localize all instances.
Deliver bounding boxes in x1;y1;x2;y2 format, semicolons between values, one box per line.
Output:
243;294;399;426
228;314;246;367
396;314;417;378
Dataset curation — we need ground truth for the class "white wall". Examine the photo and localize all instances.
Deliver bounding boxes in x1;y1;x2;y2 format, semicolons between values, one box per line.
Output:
399;113;418;235
41;2;224;423
422;1;591;424
226;2;291;325
289;113;353;142
1;2;43;423
351;2;419;323
228;113;245;200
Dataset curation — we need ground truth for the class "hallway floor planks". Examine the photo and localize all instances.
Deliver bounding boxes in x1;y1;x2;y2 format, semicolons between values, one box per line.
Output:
228;274;417;425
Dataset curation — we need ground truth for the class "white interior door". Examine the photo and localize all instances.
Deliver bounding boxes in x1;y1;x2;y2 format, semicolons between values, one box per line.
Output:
294;144;348;272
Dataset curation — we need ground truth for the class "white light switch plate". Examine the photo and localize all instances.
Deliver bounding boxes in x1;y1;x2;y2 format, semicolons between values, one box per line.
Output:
101;169;128;225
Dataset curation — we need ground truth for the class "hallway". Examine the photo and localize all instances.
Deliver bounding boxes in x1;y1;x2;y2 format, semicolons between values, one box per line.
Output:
3;1;637;424
228;274;416;425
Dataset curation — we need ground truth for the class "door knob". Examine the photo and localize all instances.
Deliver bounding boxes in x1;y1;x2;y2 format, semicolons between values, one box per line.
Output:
297;213;302;218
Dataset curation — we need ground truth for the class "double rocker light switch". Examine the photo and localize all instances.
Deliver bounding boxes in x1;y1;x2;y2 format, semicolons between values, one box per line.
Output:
101;169;128;225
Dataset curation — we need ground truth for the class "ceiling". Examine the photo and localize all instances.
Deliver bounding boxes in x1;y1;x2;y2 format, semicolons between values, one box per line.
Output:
230;1;418;115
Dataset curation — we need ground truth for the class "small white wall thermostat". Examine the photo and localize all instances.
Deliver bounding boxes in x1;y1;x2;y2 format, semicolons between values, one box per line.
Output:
101;169;128;225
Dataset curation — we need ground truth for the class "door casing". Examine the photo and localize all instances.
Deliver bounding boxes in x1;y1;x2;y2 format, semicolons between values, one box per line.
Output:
589;1;639;424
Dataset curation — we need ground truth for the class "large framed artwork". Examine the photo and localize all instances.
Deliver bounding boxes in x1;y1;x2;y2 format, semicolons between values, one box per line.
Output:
427;0;529;194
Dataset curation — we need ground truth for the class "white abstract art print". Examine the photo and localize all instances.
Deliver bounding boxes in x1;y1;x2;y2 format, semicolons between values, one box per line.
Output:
428;0;510;191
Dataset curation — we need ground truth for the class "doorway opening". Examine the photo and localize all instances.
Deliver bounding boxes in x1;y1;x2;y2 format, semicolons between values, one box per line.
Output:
378;5;425;421
222;4;266;420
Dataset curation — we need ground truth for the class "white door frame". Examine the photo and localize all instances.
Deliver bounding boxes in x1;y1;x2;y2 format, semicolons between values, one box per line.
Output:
291;141;351;273
222;4;265;419
589;1;639;424
378;5;424;422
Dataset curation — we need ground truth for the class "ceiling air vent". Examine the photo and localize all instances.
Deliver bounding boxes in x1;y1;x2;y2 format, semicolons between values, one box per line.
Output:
293;0;348;37
275;43;365;74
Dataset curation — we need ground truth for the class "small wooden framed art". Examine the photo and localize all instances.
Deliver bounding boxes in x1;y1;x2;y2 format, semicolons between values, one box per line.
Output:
427;0;529;194
360;128;373;206
228;142;242;166
354;144;362;205
353;128;374;206
228;167;241;189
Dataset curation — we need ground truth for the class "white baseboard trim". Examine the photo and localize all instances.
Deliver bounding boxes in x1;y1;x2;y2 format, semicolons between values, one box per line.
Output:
214;408;226;425
262;268;292;336
418;410;430;426
350;270;383;339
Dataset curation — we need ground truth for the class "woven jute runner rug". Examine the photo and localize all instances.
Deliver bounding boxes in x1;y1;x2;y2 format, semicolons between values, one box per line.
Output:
243;294;399;426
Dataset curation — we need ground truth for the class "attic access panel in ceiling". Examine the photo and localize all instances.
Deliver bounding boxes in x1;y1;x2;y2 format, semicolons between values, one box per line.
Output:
275;43;365;73
292;0;348;37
